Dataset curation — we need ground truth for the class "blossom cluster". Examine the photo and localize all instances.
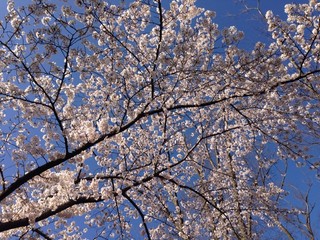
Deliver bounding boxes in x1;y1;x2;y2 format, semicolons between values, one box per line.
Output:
0;0;319;239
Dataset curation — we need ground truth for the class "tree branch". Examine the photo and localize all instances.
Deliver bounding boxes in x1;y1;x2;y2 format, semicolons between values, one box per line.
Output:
0;196;103;232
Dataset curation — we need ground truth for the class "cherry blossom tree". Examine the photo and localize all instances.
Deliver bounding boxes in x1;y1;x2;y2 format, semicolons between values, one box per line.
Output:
0;0;319;239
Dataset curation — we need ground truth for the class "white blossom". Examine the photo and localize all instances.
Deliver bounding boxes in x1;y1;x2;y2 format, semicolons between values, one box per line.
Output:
0;0;319;239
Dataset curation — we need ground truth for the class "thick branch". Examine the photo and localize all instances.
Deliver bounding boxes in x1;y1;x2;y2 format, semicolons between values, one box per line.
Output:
0;196;102;232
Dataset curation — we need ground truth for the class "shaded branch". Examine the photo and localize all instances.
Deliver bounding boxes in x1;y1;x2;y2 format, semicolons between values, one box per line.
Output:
32;228;53;240
122;192;151;240
0;196;103;233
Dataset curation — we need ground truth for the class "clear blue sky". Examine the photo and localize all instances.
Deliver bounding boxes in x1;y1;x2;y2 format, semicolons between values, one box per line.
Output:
196;0;293;48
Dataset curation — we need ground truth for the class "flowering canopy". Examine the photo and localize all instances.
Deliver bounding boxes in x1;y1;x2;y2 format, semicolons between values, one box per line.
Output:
0;0;319;239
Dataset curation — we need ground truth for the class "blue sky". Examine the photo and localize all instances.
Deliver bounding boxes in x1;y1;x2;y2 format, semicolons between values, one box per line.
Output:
196;0;290;48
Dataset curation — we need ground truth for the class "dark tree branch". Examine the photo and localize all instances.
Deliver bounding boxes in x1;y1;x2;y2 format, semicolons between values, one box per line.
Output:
122;192;151;240
32;228;53;240
0;196;103;232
